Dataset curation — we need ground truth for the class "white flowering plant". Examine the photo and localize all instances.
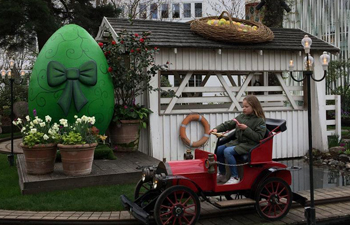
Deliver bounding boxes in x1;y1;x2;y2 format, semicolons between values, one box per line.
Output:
13;112;60;147
58;115;100;145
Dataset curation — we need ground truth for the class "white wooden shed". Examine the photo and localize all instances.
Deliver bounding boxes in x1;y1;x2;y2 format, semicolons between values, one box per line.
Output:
96;18;341;161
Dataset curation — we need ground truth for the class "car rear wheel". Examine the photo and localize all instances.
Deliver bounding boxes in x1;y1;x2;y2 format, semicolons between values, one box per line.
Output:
255;177;292;220
154;185;200;225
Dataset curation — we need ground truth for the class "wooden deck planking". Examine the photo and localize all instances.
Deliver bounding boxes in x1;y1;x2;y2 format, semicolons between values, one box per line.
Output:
17;151;160;195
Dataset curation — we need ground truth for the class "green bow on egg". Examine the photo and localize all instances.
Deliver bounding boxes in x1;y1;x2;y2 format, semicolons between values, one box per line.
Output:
47;60;97;115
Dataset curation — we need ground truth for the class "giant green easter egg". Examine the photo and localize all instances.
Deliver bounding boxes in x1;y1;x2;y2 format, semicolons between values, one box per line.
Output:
28;24;114;134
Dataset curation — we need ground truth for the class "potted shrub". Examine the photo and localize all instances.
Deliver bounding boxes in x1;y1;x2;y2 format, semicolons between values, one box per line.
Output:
13;110;60;175
57;115;100;176
99;29;168;151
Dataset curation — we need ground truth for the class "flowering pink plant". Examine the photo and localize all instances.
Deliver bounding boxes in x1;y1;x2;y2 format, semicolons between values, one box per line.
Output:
99;29;168;106
99;29;167;125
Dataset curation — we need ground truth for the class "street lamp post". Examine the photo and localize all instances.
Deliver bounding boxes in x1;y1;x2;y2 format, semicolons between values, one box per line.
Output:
289;35;330;225
1;59;26;166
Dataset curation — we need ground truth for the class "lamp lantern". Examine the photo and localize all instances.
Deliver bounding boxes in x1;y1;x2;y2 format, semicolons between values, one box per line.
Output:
7;70;12;78
9;59;15;69
20;69;26;77
1;68;6;78
288;59;294;71
304;54;314;70
320;51;330;70
301;35;312;54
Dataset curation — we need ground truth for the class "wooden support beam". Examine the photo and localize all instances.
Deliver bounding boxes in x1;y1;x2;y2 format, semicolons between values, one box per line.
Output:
164;71;193;114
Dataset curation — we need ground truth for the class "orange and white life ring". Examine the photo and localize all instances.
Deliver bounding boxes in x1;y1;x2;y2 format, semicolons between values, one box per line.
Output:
180;114;210;147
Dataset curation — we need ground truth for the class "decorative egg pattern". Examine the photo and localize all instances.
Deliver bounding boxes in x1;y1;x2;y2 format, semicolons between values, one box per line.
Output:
28;24;114;134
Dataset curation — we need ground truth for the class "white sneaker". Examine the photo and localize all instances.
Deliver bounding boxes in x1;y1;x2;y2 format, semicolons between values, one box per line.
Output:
225;177;240;185
217;173;227;183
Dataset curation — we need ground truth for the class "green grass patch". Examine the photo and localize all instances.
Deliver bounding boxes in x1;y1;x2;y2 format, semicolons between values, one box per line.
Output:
0;153;135;211
56;144;116;162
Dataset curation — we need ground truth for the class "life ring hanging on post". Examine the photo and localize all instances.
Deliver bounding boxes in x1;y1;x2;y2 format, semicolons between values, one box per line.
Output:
180;114;210;147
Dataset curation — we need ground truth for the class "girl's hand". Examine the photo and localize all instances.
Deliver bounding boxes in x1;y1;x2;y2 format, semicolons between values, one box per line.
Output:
237;123;247;130
233;119;247;130
209;129;217;133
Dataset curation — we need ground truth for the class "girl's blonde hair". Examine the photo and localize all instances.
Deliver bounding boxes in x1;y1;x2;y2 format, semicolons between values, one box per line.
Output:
243;95;265;119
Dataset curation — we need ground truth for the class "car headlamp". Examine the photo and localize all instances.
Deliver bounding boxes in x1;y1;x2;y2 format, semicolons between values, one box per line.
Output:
141;166;156;182
152;173;166;189
153;180;158;189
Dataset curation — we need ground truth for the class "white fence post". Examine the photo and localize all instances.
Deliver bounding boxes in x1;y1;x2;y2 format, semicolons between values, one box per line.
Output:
325;95;341;140
335;95;341;141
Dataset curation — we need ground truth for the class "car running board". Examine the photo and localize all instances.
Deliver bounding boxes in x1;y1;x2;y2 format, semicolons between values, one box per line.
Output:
214;198;256;208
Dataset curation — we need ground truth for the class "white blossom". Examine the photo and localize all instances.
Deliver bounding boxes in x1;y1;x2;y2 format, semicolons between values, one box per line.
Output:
21;127;26;132
59;119;68;127
40;122;46;127
33;119;39;125
30;128;37;134
74;115;78;119
45;115;52;122
53;123;60;131
43;134;49;140
81;115;88;122
26;116;30;121
87;116;95;125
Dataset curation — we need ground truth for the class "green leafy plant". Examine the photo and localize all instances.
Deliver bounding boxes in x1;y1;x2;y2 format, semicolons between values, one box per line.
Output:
328;135;341;149
113;104;152;128
12;110;60;147
58;115;100;145
99;29;167;127
344;149;350;155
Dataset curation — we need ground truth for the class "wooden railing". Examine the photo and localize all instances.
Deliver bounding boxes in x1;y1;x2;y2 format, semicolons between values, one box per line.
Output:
159;71;304;114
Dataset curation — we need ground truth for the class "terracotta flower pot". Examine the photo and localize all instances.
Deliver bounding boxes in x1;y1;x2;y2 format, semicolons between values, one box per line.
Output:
109;120;140;151
58;143;97;176
20;143;57;175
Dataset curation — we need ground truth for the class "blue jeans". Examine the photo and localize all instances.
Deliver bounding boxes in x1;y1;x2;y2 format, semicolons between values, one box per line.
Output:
216;145;239;178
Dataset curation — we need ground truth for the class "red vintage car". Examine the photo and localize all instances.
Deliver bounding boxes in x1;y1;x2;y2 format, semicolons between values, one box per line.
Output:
121;118;306;225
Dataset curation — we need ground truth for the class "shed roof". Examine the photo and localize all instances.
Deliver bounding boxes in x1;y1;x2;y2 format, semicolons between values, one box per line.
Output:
103;18;340;54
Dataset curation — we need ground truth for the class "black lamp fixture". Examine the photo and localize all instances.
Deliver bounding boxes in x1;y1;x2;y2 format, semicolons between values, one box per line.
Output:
1;59;26;166
288;35;330;225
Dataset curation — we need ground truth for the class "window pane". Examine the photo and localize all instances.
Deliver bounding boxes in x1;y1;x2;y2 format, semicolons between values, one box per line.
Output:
151;3;158;19
139;4;147;19
184;3;191;18
172;4;180;18
195;3;202;17
161;4;168;18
